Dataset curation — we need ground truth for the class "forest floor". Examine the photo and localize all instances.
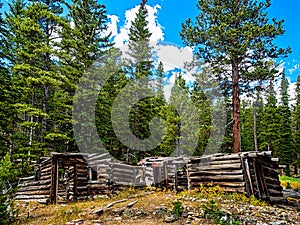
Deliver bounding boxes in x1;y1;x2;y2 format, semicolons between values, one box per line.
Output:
14;184;300;225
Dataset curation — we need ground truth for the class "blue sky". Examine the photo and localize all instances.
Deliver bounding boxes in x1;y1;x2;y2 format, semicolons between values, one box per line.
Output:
1;0;299;83
101;0;300;83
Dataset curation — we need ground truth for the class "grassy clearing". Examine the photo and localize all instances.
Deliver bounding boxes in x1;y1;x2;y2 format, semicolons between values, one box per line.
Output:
279;176;300;189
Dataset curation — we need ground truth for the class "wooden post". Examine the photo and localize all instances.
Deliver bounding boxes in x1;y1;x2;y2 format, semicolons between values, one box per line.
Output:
74;164;77;201
252;160;261;199
244;158;254;196
50;157;58;204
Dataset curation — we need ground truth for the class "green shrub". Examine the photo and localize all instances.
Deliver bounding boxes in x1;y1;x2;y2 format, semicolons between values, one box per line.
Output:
202;199;241;225
172;200;184;217
0;154;18;224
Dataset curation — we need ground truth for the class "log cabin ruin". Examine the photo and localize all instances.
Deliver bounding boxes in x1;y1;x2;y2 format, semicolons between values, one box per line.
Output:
15;151;285;204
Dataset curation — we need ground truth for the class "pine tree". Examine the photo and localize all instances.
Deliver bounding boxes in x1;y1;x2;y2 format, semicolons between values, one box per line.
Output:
181;0;290;153
240;100;255;152
277;71;295;175
0;0;13;158
292;75;300;173
190;81;212;156
259;80;281;154
59;0;112;153
5;0;67;164
121;0;156;162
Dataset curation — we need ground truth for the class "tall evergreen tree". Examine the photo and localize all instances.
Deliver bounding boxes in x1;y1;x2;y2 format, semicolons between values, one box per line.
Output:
259;80;281;154
122;0;157;162
0;0;13;158
60;0;112;152
181;0;290;153
292;75;300;173
5;0;66;165
240;100;255;152
277;71;295;175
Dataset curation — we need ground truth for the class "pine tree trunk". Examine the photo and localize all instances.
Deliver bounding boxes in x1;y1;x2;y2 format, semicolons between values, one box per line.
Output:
253;107;258;152
232;62;241;153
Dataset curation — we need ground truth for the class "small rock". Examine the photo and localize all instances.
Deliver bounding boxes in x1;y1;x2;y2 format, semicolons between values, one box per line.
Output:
164;214;178;223
114;216;122;221
269;222;286;225
182;212;188;218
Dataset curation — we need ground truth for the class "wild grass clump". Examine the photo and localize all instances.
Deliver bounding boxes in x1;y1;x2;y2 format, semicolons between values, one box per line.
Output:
279;176;300;189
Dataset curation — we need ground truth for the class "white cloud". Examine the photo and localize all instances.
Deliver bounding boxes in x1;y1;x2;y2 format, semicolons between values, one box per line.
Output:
108;4;164;47
288;63;300;75
106;15;119;37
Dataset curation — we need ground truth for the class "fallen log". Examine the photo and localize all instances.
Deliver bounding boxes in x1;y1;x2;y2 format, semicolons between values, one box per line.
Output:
92;198;128;215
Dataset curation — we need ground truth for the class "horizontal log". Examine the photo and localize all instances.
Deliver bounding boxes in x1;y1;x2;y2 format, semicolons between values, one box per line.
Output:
189;174;244;182
19;179;51;187
210;159;241;165
18;184;51;192
111;169;134;176
189;170;243;176
41;166;52;173
211;154;241;161
15;194;49;200
111;177;133;183
41;174;51;180
111;163;136;170
88;184;107;189
112;181;135;186
267;188;283;196
87;153;110;162
76;168;88;173
190;163;242;171
19;176;35;182
16;189;50;196
268;196;287;204
76;176;88;181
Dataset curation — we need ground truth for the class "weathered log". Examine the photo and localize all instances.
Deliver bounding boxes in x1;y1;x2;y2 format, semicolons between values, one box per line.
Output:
19;176;35;182
41;165;52;173
189;174;244;182
267;188;283;196
210;159;241;165
19;179;51;187
92;198;128;215
17;184;51;192
15;194;49;200
16;189;50;196
87;153;110;162
211;154;241;161
189;170;243;176
190;163;242;171
111;170;135;177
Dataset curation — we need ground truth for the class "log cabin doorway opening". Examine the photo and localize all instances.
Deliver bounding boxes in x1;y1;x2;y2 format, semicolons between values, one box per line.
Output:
50;153;88;204
242;158;268;200
152;162;166;188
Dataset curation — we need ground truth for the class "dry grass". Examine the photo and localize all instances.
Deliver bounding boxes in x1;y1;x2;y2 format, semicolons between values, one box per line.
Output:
12;185;276;225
